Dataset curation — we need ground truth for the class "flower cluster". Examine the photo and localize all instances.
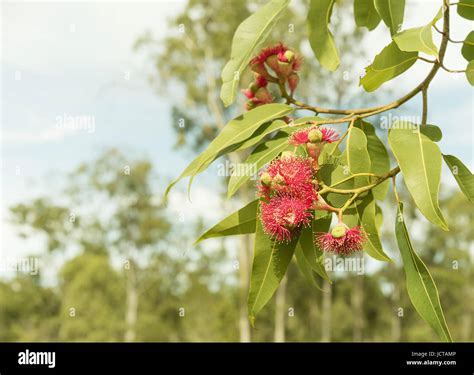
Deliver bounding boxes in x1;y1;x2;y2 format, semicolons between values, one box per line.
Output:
243;43;302;110
258;152;316;242
251;43;366;255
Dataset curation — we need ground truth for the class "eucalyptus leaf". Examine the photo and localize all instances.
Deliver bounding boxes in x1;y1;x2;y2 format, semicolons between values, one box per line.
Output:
461;31;474;61
457;0;474;21
442;154;474;203
395;202;452;342
165;103;294;198
300;217;332;282
388;122;448;230
374;0;405;35
220;0;290;107
354;120;389;199
248;220;298;325
346;126;371;188
354;0;381;31
194;199;258;245
466;60;474;86
393;8;442;57
307;0;340;71
360;41;418;92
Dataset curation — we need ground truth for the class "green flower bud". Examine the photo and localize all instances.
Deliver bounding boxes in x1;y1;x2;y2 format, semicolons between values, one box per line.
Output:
272;173;285;185
280;151;294;160
260;172;272;186
308;129;323;143
331;224;347;239
283;50;295;63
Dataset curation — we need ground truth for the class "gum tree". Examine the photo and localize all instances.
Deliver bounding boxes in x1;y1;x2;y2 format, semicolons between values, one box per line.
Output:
166;0;474;341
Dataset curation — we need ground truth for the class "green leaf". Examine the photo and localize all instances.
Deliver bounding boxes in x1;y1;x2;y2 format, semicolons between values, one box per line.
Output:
374;0;405;35
388;122;448;230
165;104;294;198
466;60;474;86
234;119;288;151
344;192;391;262
319;163;353;207
194;200;258;245
346;126;372;188
443;154;474;203
307;0;340;71
395;202;452;342
220;0;290;107
299;217;332;282
227;128;296;198
457;0;474;21
248;219;298;324
354;120;390;200
419;124;443;142
461;31;474;61
360;41;418;92
375;203;383;230
354;0;381;31
393;8;442;58
295;246;323;290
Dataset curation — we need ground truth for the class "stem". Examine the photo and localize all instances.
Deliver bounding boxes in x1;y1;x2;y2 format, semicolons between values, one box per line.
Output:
329;173;380;188
422;86;428;124
392;175;401;204
319;167;401;195
279;4;450;118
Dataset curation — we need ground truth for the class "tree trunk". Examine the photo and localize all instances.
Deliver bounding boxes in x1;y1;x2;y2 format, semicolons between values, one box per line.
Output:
391;275;402;342
274;275;287;342
321;280;332;342
124;260;138;342
351;275;364;342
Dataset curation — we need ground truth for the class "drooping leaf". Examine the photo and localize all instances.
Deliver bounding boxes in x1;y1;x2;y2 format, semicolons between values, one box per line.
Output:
234;119;289;151
442;154;474;203
374;0;405;35
388;122;448;230
393;8;442;57
295;245;323;290
457;0;474;21
354;0;381;31
248;220;298;325
346;126;372;188
354;120;390;200
319;163;353;207
395;202;452;342
300;216;331;282
307;0;340;71
461;31;474;61
344;192;391;262
220;0;290;107
165;104;294;198
360;41;418;92
227;128;296;198
194;200;258;245
375;203;383;230
466;60;474;86
419;124;443;142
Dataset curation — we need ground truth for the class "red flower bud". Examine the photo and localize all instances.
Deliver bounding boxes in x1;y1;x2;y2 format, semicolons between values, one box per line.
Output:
287;73;299;94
